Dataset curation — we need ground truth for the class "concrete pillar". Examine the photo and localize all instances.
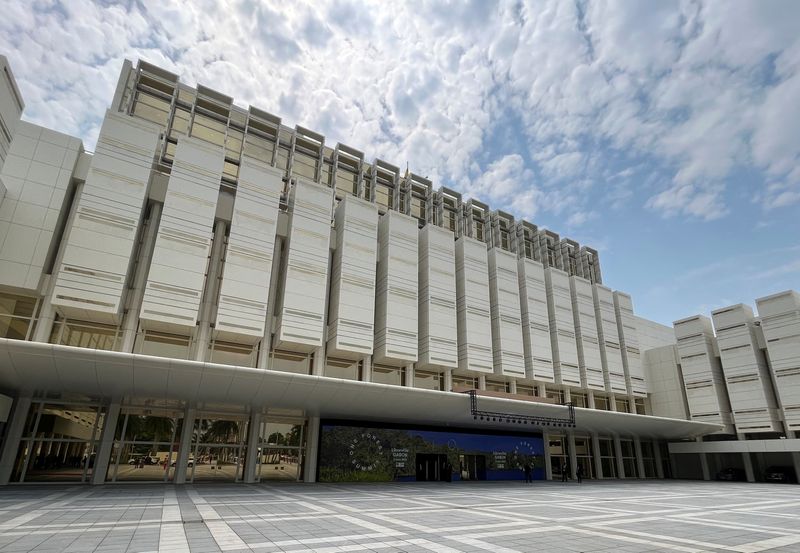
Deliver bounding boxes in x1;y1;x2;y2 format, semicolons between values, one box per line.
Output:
120;202;162;352
537;383;547;398
508;379;517;395
591;433;603;479
362;356;372;383
478;375;486;391
244;411;261;483
563;388;571;405
33;183;84;343
742;452;755;483
699;453;711;481
608;393;617;412
0;396;32;484
404;364;414;387
633;437;646;479
91;401;121;485
312;347;325;376
790;451;800;486
613;435;625;479
587;391;596;409
567;432;577;480
257;237;284;369
444;369;453;392
654;441;665;479
303;416;321;482
175;406;196;484
542;432;553;480
194;220;227;361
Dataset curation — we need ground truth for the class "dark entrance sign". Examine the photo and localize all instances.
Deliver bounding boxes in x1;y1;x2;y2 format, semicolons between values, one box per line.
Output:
318;420;544;483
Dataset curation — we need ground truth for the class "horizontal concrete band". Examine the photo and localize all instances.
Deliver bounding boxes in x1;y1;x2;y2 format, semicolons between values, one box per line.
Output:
669;438;800;454
0;338;719;440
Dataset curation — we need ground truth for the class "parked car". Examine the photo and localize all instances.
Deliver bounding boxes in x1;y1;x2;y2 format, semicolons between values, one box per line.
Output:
764;466;797;483
716;467;746;481
128;456;156;465
170;457;195;467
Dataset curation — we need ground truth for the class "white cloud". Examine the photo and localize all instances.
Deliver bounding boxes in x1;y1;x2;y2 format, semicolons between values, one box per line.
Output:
1;0;798;231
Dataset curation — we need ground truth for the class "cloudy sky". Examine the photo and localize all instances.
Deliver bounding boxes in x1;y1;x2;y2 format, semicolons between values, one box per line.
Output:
2;0;799;325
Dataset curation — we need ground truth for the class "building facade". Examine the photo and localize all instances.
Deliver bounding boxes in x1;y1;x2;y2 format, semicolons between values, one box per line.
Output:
662;291;800;482
0;59;724;485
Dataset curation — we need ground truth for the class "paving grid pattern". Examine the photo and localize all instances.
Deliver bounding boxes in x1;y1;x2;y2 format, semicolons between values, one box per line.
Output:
0;481;799;553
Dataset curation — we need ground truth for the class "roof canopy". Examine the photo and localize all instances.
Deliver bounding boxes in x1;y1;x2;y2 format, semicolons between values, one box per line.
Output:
0;339;720;439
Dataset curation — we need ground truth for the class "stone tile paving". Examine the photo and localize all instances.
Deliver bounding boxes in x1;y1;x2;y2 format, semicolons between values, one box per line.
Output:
0;480;799;552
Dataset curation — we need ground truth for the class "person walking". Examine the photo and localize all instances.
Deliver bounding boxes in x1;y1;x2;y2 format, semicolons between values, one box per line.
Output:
523;463;532;484
561;465;568;482
576;464;584;484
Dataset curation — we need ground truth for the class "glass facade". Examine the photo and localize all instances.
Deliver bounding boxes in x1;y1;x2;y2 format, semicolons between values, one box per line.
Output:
11;398;105;483
0;292;37;340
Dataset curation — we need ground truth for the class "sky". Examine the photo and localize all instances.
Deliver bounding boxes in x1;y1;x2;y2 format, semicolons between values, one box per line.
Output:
1;0;798;326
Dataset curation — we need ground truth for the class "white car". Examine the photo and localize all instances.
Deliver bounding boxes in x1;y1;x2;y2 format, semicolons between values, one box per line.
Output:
170;458;194;467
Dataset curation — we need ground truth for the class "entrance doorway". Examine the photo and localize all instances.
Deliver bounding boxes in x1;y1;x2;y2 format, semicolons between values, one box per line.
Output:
459;454;487;481
416;453;448;481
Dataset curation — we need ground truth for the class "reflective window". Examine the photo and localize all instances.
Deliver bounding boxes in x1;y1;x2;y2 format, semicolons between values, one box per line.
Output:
410;196;425;222
270;349;311;375
620;439;638;478
169;107;191;139
292;150;318;181
191;112;226;147
485;380;508;393
615;398;631;413
50;319;120;351
571;392;587;408
225;128;243;161
0;292;37;340
12;400;105;483
474;219;484;241
524;238;535;259
594;395;610;410
414;370;443;391
132;90;171;127
107;408;182;482
243;130;276;163
189;416;248;482
548;434;569;478
574;436;594;479
516;384;535;397
634;397;647;415
546;389;564;404
135;331;191;360
335;169;358;198
208;340;257;368
325;358;361;380
451;376;477;391
640;440;657;477
442;210;457;232
258;419;306;481
599;438;617;478
371;364;404;386
375;183;393;211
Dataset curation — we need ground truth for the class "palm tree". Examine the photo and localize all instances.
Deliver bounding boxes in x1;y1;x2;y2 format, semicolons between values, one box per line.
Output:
202;420;240;444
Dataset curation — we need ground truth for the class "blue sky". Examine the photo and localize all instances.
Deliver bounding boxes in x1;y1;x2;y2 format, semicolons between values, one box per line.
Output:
2;0;798;325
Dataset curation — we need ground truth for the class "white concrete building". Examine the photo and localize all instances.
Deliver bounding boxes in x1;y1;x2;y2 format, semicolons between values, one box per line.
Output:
665;293;800;483
0;58;765;486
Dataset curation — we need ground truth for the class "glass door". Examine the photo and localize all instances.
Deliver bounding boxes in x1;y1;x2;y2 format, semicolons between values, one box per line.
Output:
257;418;306;482
107;409;182;482
13;400;105;483
188;416;248;483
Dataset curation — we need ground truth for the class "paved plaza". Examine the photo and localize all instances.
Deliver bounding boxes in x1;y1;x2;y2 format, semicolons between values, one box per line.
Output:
0;481;799;552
